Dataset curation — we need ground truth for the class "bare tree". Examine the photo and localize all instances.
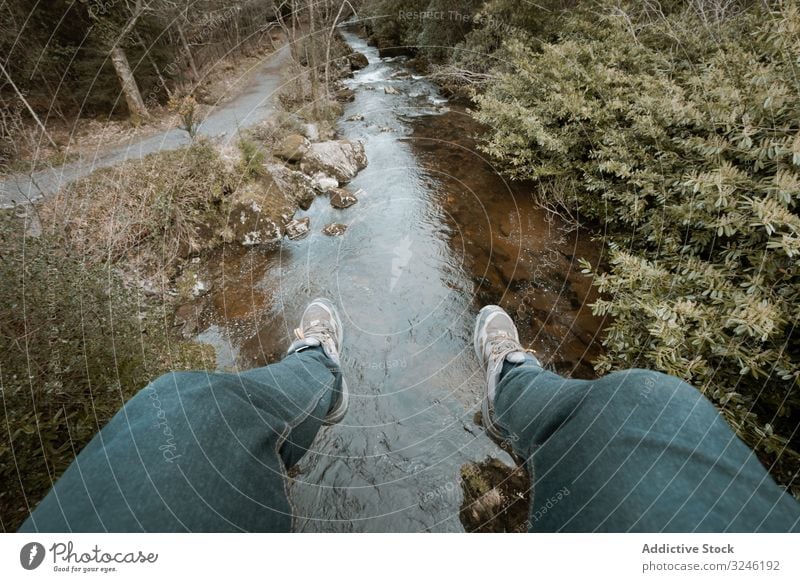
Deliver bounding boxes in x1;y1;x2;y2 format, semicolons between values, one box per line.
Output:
88;0;152;123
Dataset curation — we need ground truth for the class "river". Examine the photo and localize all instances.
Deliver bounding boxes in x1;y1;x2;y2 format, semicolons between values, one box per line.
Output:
190;29;605;531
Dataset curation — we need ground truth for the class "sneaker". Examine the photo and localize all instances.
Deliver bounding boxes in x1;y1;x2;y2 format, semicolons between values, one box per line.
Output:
473;305;537;439
287;298;349;424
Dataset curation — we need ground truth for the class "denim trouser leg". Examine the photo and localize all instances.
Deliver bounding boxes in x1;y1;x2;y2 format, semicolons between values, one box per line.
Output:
19;347;339;532
493;359;800;532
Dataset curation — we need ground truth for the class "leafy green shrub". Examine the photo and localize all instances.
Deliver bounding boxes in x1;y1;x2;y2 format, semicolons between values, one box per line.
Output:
474;3;800;493
0;213;212;531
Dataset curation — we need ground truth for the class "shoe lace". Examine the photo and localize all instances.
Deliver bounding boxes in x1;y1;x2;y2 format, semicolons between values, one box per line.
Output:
488;333;522;359
294;319;335;344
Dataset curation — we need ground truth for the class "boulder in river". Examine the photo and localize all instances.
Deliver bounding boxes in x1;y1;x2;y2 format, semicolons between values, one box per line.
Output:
301;140;367;183
348;52;369;70
322;223;348;236
274;134;310;162
335;87;356;102
268;164;317;210
285;216;310;240
310;172;339;191
328;188;358;209
227;194;283;246
383;86;400;95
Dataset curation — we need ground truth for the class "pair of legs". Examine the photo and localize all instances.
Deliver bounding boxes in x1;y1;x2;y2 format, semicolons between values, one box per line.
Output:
20;301;800;532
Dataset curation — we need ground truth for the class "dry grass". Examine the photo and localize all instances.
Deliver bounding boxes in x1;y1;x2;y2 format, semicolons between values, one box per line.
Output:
38;140;236;283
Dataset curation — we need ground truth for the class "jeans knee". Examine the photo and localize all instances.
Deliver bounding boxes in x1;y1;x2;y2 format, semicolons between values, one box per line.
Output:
591;369;704;413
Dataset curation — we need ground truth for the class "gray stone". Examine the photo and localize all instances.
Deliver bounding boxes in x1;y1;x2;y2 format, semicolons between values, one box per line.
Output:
274;134;310;162
301;123;320;141
348;52;369;70
329;187;358;209
311;172;339;191
228;196;283;246
285;216;310;240
322;223;348;236
336;87;355;102
301;140;367;184
268;164;317;210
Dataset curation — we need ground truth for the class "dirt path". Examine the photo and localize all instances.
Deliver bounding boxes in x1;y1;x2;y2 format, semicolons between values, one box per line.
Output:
0;44;290;208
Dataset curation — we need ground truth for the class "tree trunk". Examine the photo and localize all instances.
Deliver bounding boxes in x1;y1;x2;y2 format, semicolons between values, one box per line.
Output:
307;0;320;120
110;46;149;124
177;19;200;83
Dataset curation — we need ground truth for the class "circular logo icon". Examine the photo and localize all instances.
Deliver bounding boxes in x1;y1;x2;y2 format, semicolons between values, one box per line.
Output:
20;542;46;570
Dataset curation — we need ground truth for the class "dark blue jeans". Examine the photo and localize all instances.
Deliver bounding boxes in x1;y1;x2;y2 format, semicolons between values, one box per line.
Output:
20;350;800;532
19;347;340;532
495;357;800;532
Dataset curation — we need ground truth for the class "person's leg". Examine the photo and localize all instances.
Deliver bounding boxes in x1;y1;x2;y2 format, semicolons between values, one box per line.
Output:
19;298;347;532
474;305;800;532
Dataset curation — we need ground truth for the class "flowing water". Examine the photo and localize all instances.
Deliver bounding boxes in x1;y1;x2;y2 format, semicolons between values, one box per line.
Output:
189;30;605;531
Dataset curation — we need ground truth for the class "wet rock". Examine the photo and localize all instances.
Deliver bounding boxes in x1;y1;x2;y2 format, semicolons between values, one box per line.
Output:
333;56;353;76
348;52;369;70
268;164;317;210
301;140;367;184
328;188;358;209
383;85;400;95
274;134;310;162
347;114;365;122
227;189;284;246
310;172;339;191
335;87;356;102
285;216;310;240
322;223;348;236
460;458;531;533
